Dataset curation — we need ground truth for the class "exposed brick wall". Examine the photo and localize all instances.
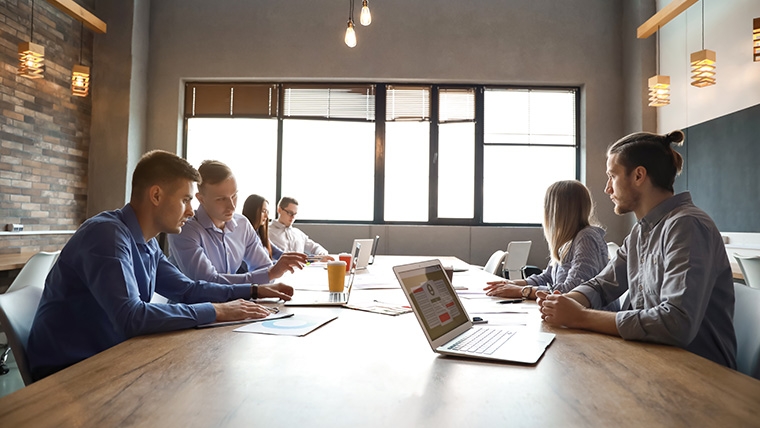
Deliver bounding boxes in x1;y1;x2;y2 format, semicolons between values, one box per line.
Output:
0;0;93;261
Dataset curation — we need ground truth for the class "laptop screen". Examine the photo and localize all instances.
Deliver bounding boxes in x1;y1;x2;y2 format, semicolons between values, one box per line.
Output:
396;263;469;341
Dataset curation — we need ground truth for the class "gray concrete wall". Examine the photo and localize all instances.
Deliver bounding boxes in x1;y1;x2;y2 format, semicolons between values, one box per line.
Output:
89;0;643;254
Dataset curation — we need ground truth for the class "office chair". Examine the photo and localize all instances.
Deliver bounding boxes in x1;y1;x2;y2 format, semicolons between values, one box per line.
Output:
0;285;44;385
482;250;507;276
503;241;532;280
6;251;60;293
733;283;760;379
734;254;760;289
1;250;59;376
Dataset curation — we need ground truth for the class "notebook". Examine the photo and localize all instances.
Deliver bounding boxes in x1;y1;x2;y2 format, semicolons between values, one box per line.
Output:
285;241;361;307
352;238;375;270
393;259;555;364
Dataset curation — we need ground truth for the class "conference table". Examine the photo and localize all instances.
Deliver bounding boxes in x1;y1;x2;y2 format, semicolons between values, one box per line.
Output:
1;256;758;427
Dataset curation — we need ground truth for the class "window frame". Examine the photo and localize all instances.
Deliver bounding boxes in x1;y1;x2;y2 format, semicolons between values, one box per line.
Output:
182;82;581;227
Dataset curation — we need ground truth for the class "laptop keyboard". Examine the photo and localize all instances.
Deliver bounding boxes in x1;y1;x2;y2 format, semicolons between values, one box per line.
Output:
448;328;515;355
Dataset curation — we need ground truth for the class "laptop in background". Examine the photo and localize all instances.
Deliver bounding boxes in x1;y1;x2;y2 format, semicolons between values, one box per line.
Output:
368;235;380;265
393;259;555;364
285;242;361;307
352;238;374;270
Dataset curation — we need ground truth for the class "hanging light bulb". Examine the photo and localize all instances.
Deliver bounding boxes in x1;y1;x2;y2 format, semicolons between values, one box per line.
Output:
345;20;357;47
648;75;671;107
18;0;44;79
690;0;716;87
752;17;759;62
71;65;90;97
18;42;45;79
690;49;716;87
360;0;372;26
647;26;669;107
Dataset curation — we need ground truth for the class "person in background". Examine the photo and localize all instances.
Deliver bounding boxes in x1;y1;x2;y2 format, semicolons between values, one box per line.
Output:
242;194;283;261
269;196;333;261
538;130;736;368
484;180;615;310
27;150;292;381
168;161;307;284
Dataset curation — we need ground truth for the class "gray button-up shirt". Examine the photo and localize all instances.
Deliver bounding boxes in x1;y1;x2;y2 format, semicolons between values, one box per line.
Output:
574;192;736;368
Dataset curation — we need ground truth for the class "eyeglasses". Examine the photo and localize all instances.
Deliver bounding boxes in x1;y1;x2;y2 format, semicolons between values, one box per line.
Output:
282;208;298;217
261;209;269;215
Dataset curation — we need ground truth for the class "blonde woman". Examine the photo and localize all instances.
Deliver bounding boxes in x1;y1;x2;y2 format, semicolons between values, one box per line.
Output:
484;180;615;309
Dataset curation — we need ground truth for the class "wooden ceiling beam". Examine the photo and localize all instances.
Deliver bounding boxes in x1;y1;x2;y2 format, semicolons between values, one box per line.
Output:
46;0;107;34
637;0;698;39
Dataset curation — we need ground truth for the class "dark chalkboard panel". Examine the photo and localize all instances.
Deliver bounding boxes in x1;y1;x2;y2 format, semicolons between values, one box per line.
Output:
673;103;760;232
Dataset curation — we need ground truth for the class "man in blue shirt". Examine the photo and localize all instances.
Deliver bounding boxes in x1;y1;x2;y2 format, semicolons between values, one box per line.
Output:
168;160;307;284
27;150;294;381
537;130;736;368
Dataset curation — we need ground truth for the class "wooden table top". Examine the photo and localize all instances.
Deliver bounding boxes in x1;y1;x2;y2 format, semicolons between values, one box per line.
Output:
1;256;758;427
0;252;35;272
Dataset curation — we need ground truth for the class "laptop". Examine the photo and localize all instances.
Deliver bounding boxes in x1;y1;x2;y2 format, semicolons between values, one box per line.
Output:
393;259;555;364
352;238;375;270
285;242;361;307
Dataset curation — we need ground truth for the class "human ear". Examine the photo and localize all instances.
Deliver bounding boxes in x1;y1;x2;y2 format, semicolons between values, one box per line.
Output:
148;184;163;206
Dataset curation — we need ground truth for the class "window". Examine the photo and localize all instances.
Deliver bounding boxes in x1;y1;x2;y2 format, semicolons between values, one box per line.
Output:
482;89;577;224
384;86;430;222
184;83;579;225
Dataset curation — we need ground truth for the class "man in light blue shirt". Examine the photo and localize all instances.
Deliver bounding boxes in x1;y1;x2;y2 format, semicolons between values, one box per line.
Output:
538;130;736;368
168;161;306;284
28;151;293;381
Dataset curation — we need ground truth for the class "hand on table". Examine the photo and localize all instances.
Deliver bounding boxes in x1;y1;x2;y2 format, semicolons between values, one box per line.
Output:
212;299;273;321
483;280;521;298
536;290;585;327
258;282;294;301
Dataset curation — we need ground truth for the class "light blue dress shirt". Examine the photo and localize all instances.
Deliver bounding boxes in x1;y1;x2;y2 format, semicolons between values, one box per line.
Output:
27;204;252;380
168;205;273;285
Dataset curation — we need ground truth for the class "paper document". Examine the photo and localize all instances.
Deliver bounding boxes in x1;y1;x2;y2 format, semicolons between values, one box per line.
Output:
197;311;293;328
234;314;337;336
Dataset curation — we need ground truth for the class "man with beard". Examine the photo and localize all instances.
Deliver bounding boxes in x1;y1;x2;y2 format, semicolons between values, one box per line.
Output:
537;130;736;369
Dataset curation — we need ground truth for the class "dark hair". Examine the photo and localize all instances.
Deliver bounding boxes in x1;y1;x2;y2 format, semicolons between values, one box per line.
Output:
607;130;684;192
131;150;200;200
197;160;233;191
242;194;273;258
278;196;298;209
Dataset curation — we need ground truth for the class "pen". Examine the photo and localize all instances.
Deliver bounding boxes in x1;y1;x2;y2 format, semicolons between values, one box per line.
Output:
497;298;524;304
266;306;280;314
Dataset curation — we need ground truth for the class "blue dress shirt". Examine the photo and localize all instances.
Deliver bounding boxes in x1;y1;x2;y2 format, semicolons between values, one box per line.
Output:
27;204;252;380
167;205;274;284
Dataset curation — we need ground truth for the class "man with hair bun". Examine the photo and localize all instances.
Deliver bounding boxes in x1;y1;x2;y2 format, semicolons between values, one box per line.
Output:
537;130;736;368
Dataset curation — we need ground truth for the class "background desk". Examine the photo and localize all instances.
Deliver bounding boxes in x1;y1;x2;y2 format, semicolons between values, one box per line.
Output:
1;256;758;426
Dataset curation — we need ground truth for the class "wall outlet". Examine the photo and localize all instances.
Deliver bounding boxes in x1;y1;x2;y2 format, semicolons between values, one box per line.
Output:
4;224;23;232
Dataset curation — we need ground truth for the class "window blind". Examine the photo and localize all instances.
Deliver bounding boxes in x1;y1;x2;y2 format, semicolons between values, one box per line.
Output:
282;84;375;121
386;85;431;121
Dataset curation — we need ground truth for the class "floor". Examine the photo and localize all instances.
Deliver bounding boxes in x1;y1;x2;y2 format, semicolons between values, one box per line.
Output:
0;336;25;399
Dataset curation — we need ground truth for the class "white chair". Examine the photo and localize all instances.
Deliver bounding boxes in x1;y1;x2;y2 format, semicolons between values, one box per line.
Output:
733;283;760;379
7;251;60;293
2;251;59;374
482;250;507;276
0;285;43;385
606;242;620;262
503;241;531;280
734;254;760;289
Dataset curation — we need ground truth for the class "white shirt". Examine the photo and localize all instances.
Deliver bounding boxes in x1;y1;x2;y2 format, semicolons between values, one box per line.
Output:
269;220;328;255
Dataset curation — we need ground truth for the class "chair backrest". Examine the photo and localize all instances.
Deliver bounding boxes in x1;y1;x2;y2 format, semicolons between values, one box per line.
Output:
483;250;507;276
733;283;760;379
606;242;620;262
0;285;43;385
7;251;61;293
734;254;760;289
504;241;532;279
